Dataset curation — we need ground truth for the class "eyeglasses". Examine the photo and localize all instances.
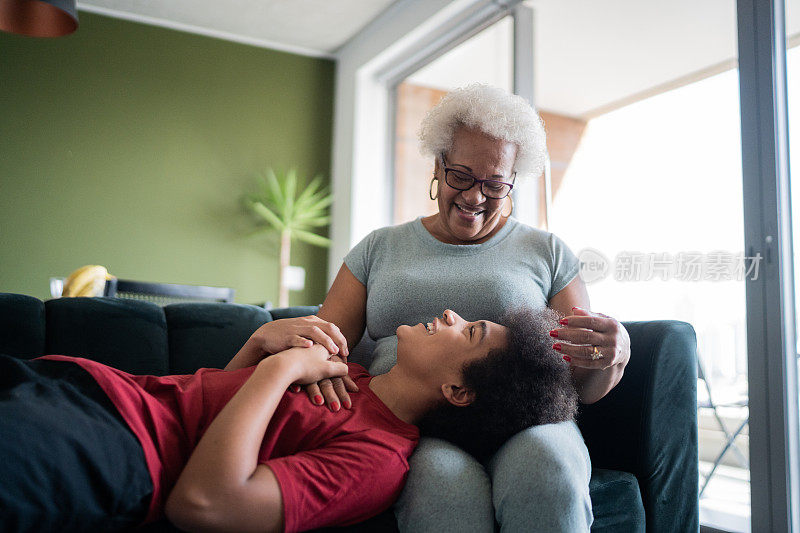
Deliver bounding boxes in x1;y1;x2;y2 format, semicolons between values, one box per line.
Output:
440;154;515;199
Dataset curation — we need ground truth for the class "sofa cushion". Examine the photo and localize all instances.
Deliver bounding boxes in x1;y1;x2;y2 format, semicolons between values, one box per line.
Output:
165;303;272;374
45;297;169;375
0;293;45;359
589;468;645;532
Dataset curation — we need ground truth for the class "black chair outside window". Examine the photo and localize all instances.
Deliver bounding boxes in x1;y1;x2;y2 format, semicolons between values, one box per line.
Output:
697;352;749;497
103;279;235;306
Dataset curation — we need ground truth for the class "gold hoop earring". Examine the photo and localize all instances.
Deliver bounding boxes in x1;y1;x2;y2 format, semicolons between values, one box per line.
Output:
429;176;439;201
502;195;514;217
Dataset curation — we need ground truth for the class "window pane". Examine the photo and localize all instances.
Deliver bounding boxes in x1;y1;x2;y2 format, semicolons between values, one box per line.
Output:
530;1;747;530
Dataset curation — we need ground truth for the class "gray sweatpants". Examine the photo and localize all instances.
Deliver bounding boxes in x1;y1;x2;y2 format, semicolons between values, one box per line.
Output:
394;420;593;533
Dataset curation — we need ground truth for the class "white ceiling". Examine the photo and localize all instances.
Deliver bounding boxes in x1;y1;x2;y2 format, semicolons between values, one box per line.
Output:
527;0;741;118
410;0;800;118
78;0;800;117
77;0;398;57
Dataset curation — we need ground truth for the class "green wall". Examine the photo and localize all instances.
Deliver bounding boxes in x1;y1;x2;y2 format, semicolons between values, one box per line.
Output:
0;12;334;306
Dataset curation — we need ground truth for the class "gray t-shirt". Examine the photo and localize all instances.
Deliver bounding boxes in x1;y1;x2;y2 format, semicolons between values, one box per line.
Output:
344;216;580;375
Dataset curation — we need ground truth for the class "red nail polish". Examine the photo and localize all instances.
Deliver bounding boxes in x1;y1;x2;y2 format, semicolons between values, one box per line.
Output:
559;318;568;326
572;307;579;310
553;343;562;351
291;385;301;393
331;402;340;412
549;330;559;338
314;395;323;405
343;400;351;409
563;355;571;362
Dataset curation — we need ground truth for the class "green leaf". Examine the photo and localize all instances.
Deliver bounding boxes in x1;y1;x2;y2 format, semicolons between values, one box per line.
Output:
248;200;285;231
263;168;284;206
293;215;331;228
295;174;324;207
295;194;330;215
285;168;297;200
293;210;329;224
293;228;331;247
303;194;333;214
284;168;297;222
242;193;260;205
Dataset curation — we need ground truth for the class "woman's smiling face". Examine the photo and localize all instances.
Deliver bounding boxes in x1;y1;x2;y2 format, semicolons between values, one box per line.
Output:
396;309;508;379
433;126;518;244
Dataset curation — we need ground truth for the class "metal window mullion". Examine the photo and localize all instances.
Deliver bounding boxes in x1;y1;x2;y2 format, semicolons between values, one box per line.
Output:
511;4;542;227
512;4;534;105
737;0;799;530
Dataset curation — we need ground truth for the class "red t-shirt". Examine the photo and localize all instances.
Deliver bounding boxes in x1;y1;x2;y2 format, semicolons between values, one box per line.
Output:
40;355;419;533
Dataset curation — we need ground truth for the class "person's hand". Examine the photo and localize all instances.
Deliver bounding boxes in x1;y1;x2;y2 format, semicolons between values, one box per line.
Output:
303;354;360;412
550;307;630;371
227;315;349;371
267;345;349;385
250;315;349;357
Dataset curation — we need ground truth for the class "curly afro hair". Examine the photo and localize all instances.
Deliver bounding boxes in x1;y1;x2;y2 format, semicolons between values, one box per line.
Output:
416;307;578;460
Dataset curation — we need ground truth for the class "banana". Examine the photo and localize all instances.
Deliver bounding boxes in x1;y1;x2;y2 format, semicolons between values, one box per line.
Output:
62;265;115;297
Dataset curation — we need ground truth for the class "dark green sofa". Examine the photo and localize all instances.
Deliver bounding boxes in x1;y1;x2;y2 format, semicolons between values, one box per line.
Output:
0;293;699;532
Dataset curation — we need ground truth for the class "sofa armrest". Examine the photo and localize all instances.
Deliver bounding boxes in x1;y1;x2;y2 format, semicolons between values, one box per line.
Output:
577;320;698;533
0;293;45;359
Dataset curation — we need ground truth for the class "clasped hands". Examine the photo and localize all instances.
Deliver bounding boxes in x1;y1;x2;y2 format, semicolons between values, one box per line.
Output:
229;315;358;411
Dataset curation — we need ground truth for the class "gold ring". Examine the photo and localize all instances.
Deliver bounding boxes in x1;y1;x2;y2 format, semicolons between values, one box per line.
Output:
591;346;604;360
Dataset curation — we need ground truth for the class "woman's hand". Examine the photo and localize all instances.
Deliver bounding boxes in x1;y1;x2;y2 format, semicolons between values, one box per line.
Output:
270;345;349;386
226;315;349;371
303;355;359;412
252;315;349;357
551;307;630;371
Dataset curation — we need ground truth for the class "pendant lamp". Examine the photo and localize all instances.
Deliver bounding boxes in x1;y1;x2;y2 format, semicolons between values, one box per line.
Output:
0;0;78;37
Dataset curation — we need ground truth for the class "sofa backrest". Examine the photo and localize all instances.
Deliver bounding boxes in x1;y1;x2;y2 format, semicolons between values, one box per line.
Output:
0;293;319;375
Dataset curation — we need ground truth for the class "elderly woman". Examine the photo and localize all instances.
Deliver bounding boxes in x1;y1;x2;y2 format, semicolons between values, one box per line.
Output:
308;84;631;532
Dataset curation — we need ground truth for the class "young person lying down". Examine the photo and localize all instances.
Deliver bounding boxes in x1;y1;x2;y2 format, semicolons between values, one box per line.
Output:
0;308;576;533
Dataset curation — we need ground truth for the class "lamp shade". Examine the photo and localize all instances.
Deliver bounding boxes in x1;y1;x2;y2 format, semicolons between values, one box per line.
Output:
0;0;78;37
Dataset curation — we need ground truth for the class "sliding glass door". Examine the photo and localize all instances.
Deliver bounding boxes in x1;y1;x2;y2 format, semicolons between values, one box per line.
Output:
520;1;748;529
739;0;799;530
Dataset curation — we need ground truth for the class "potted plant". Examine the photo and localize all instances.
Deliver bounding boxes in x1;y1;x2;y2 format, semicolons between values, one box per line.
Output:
244;168;332;307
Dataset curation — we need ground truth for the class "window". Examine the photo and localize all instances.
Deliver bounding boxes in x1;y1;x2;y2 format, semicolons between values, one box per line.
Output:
526;1;746;529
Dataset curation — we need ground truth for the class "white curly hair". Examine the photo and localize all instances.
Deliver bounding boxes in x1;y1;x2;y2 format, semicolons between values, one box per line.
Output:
418;84;547;178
